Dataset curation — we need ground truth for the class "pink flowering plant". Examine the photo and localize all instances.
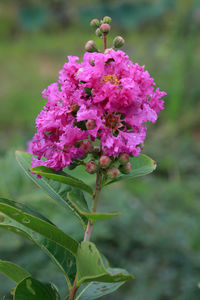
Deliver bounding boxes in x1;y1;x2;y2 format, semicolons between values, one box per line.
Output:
0;17;166;300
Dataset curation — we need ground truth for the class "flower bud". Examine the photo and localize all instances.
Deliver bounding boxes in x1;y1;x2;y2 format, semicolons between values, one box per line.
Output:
90;18;100;28
85;40;98;53
96;28;103;38
86;160;97;174
103;16;112;24
100;24;110;35
99;155;111;168
107;166;120;178
81;140;92;152
86;119;96;130
119;153;129;165
119;162;132;174
113;36;125;48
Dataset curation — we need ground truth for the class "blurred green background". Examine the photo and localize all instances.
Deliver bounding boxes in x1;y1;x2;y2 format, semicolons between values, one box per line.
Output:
0;0;200;299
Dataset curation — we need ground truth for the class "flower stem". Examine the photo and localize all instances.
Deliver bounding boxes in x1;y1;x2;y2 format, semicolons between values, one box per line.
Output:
68;171;103;300
103;35;107;50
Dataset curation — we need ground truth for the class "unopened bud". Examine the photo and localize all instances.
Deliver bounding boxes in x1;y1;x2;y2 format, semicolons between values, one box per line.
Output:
103;16;112;24
104;48;112;55
119;153;129;165
90;18;100;28
96;28;103;38
107;166;120;178
86;160;97;174
119;162;132;174
86;120;96;130
113;36;125;48
99;155;111;168
81;140;92;152
85;40;98;53
100;23;110;35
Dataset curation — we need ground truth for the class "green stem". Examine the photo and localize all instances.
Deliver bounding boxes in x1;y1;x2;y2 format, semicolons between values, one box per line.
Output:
68;171;103;300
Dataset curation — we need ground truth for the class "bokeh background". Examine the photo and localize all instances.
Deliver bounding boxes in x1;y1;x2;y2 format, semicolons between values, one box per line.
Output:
0;0;200;299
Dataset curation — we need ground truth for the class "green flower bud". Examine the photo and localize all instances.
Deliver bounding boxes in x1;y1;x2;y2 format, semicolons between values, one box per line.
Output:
85;40;98;52
119;162;132;174
107;166;120;178
86;160;97;174
99;155;111;168
113;36;125;48
90;18;100;28
96;28;103;38
103;16;112;24
119;153;129;165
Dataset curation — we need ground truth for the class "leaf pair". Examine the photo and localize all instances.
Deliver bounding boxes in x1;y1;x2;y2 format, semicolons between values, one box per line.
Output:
0;260;61;299
0;259;124;300
5;150;157;299
16;151;156;227
0;198;132;299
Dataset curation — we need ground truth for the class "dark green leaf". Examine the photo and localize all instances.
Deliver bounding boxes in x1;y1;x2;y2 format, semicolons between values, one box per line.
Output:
0;260;30;283
105;154;156;186
15;151;88;228
0;212;76;287
68;190;120;221
76;242;133;286
75;282;124;300
14;277;61;300
0;198;78;257
30;165;93;196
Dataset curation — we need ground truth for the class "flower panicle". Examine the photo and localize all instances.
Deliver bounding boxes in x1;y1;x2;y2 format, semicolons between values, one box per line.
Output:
29;16;166;179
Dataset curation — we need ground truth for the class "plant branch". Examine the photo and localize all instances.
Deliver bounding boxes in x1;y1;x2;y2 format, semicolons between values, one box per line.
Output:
103;35;107;50
68;171;103;300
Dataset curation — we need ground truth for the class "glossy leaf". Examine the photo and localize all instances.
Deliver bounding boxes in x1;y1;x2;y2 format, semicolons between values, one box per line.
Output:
0;198;78;257
105;154;157;186
68;190;120;221
14;277;61;300
15;151;88;228
76;242;133;286
0;213;76;288
30;165;93;196
75;282;124;300
0;260;30;283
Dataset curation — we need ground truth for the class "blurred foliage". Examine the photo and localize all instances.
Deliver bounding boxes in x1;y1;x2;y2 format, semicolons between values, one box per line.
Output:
0;0;200;299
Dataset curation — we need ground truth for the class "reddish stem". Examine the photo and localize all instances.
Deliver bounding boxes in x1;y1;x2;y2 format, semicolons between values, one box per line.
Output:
103;35;107;50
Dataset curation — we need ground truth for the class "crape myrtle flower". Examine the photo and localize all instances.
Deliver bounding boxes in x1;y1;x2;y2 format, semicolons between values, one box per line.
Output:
29;49;166;171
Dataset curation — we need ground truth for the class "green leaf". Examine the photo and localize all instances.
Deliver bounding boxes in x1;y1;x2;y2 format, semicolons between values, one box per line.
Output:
68;190;120;221
15;151;88;228
76;242;133;286
0;260;30;283
30;165;93;196
0;212;76;288
80;211;120;220
75;282;124;300
14;277;61;300
0;198;78;257
105;154;157;186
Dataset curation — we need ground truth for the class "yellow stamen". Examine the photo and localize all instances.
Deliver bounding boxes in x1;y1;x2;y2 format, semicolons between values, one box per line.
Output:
104;74;119;85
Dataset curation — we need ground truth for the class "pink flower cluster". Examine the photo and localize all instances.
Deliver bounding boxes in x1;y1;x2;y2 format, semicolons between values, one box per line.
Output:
30;49;166;170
